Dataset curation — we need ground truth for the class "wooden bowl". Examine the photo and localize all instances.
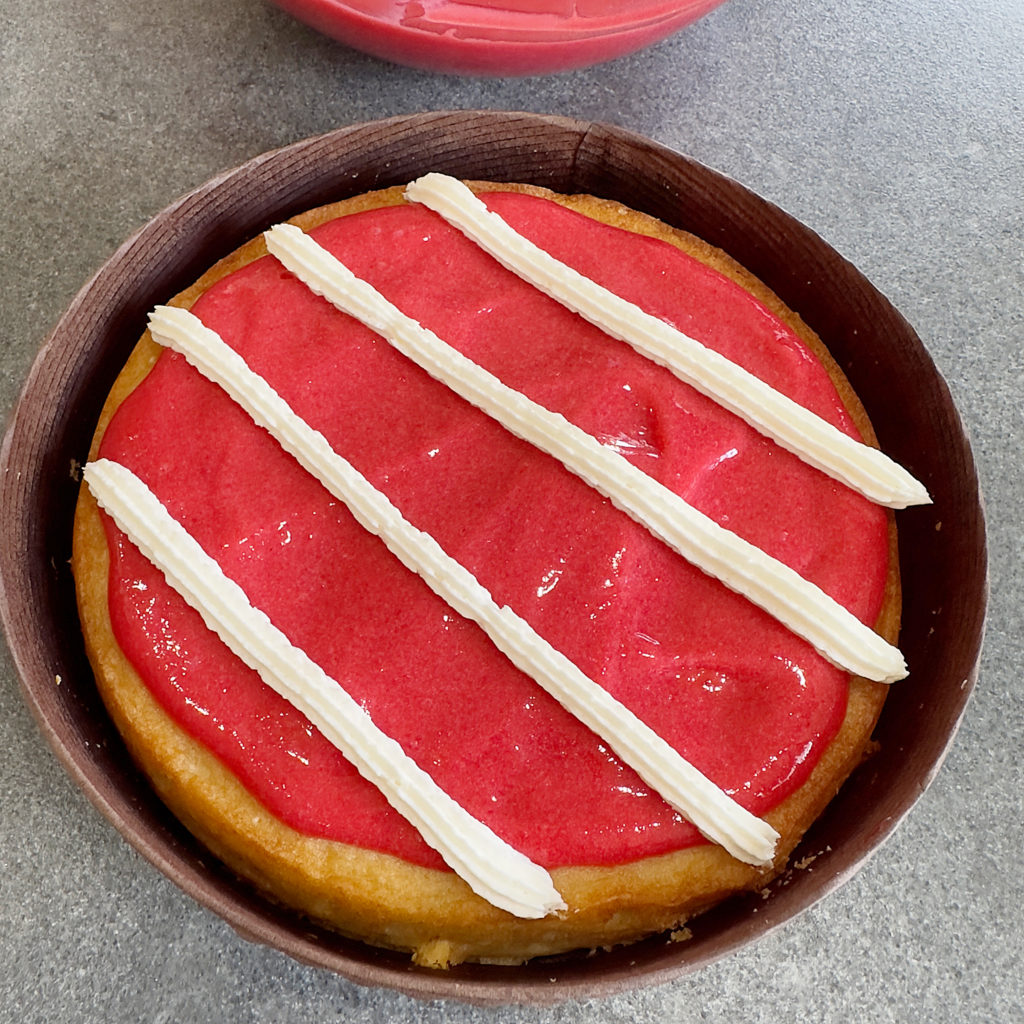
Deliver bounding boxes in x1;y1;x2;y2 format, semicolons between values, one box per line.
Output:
0;111;986;1006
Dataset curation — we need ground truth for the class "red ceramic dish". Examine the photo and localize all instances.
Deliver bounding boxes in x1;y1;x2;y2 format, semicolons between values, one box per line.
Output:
271;0;726;75
0;112;985;1005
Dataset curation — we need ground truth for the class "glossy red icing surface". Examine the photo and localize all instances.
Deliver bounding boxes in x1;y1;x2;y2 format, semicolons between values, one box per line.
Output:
98;193;889;870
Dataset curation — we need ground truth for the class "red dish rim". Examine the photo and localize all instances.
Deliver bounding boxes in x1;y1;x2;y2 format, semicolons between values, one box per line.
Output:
270;0;725;75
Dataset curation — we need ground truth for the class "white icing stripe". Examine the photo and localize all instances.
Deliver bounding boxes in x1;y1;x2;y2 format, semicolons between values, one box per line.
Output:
84;458;566;919
403;173;931;511
263;224;907;684
148;304;780;867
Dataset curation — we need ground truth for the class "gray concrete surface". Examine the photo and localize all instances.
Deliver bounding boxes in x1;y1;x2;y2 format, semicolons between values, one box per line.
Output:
2;0;1021;1020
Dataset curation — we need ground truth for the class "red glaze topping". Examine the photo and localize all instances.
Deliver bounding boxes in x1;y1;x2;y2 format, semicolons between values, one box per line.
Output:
98;193;889;870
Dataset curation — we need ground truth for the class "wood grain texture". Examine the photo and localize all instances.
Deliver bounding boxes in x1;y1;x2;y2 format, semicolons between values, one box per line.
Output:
0;111;986;1006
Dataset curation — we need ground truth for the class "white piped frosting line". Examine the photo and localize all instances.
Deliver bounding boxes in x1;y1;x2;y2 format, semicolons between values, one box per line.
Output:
403;173;931;511
263;224;908;684
147;304;780;867
84;457;566;919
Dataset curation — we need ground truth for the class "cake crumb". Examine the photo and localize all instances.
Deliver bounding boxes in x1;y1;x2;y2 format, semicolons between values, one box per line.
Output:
669;927;692;944
413;938;459;969
793;854;817;870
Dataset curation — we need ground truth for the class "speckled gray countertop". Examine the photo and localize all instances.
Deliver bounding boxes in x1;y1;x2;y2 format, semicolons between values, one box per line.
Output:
2;0;1021;1020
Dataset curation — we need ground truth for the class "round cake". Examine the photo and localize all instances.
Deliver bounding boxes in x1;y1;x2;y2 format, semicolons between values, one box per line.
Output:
72;179;904;967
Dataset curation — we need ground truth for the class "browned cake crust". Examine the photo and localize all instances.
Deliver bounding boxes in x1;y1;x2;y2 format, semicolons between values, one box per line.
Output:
72;183;900;967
